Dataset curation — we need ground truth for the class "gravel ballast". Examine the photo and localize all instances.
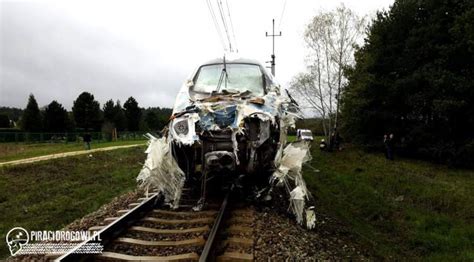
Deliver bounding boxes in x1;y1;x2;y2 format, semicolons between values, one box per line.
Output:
254;204;372;261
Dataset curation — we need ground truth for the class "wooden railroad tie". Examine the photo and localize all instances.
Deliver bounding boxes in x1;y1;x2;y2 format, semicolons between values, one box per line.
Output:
225;237;254;246
115;237;205;246
104;217;119;222
98;251;199;261
117;207;218;216
227;225;253;234
142;216;214;224
153;209;218;216
217;252;254;262
129;225;210;234
227;216;254;224
117;209;131;215
231;210;255;217
88;226;104;231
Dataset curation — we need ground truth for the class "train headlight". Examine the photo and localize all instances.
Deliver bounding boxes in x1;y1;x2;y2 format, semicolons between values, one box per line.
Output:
173;119;189;135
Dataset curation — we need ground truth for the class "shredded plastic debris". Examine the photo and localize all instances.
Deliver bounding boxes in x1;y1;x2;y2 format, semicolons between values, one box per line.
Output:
290;186;306;224
136;134;185;208
271;141;316;229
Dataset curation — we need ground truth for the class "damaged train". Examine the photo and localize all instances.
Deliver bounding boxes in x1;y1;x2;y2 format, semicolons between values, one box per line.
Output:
137;57;316;229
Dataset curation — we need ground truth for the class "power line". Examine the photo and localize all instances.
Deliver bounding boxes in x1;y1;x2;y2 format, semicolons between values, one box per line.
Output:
278;0;287;30
216;0;233;52
224;0;238;52
206;0;226;51
205;0;227;51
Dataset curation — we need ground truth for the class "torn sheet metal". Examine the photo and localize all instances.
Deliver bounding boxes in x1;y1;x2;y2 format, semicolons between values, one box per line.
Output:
136;134;185;208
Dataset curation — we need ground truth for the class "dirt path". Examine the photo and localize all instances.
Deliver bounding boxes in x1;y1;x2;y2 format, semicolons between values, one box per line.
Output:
0;143;145;167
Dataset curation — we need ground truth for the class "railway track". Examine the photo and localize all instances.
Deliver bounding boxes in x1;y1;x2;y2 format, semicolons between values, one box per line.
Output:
55;188;256;261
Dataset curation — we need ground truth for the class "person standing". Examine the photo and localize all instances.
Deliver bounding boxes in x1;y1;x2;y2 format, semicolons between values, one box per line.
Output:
384;133;394;160
320;139;327;151
83;133;92;150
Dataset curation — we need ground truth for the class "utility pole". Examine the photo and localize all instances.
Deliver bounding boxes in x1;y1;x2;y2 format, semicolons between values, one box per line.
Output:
265;19;282;76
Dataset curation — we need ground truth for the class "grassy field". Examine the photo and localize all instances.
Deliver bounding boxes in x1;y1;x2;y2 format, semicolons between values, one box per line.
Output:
0;140;146;163
0;146;146;258
304;143;474;260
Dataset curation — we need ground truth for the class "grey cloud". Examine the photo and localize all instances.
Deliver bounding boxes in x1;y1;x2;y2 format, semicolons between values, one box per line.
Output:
1;2;185;110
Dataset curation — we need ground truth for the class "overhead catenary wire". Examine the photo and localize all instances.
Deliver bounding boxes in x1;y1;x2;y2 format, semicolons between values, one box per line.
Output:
216;0;233;52
205;0;227;51
224;0;238;52
204;0;238;53
278;0;287;30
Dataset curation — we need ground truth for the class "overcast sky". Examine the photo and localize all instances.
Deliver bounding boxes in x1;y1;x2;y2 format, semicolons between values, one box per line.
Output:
0;0;393;110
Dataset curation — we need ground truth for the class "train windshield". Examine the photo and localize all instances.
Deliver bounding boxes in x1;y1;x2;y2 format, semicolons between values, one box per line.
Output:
192;63;264;96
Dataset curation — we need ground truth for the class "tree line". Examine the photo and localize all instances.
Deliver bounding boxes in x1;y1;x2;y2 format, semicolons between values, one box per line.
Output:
341;0;474;167
0;92;172;133
292;0;474;167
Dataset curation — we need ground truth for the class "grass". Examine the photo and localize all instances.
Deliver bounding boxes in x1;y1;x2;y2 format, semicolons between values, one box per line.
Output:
0;146;146;258
304;142;474;260
0;140;146;163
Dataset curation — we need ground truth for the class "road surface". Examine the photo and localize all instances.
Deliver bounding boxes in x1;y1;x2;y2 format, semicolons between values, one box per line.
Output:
0;143;145;167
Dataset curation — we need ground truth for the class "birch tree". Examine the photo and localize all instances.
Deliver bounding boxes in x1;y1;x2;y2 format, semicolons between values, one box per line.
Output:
291;4;366;140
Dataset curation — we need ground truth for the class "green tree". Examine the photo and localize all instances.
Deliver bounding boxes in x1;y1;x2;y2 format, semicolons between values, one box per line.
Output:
0;114;10;128
114;100;127;131
20;94;43;131
143;107;172;131
124;97;141;131
0;107;23;124
145;111;159;130
43;101;70;132
72;92;102;131
103;99;115;123
102;99;126;131
341;0;474;167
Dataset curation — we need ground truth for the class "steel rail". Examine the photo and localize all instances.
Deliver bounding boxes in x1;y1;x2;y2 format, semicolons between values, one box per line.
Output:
199;191;230;262
55;193;161;262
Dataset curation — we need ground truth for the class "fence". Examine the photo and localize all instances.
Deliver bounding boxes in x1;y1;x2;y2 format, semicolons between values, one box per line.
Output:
0;131;150;144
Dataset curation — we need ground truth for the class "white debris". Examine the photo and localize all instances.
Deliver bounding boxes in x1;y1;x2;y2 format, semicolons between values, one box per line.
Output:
305;208;316;229
231;129;241;165
136;134;186;208
289;186;306;224
271;141;314;228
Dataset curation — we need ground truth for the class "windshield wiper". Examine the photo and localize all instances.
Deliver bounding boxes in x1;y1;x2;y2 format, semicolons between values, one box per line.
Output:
215;55;228;93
